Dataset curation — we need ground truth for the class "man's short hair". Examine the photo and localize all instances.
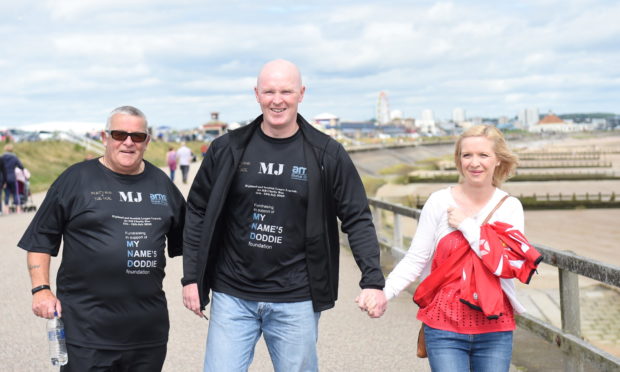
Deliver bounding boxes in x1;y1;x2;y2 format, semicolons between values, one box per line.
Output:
106;106;148;131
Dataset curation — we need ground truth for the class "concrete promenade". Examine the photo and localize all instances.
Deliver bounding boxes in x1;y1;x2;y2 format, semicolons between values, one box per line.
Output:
0;163;433;372
3;138;618;371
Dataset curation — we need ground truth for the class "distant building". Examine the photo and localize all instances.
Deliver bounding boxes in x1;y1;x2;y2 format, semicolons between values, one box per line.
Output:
376;91;390;126
417;109;437;135
529;112;587;133
518;107;540;129
452;108;466;123
339;121;376;139
313;112;339;128
202;112;227;137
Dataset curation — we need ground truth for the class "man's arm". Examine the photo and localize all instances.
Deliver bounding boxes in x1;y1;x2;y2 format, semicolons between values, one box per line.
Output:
27;252;61;319
330;144;387;317
182;141;220;316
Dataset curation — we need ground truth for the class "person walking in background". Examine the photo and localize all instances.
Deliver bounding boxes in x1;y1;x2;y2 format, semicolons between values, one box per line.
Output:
181;59;387;372
18;106;186;372
2;144;24;213
200;143;208;159
377;125;541;372
176;142;192;184
0;154;5;215
167;146;177;181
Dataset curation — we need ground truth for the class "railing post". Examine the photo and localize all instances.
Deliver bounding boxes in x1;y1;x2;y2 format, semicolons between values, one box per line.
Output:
559;267;583;372
372;205;381;232
392;213;402;251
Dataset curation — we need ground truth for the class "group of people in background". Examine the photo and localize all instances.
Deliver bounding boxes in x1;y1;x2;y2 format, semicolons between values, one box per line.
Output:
18;59;539;372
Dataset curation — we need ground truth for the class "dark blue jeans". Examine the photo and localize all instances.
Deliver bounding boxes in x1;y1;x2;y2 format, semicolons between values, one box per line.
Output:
424;324;513;372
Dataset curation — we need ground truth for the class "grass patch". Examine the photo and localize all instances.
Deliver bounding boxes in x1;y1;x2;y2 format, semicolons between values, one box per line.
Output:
361;176;386;196
12;141;99;193
10;140;208;193
378;163;416;175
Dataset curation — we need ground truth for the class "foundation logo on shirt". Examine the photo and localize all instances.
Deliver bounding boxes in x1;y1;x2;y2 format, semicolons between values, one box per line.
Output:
119;191;143;203
150;193;168;206
291;166;308;181
239;161;251;173
258;162;284;176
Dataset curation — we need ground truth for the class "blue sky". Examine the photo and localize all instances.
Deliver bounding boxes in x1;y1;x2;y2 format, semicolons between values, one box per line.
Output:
1;0;619;131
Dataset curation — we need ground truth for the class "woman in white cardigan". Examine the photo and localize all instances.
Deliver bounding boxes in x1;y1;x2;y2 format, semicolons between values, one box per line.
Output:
383;125;527;372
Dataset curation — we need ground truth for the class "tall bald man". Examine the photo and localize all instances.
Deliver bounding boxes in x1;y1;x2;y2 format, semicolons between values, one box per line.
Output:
182;59;387;371
19;106;186;372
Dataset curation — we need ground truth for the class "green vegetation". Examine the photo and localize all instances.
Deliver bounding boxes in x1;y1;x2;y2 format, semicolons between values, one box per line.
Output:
361;176;386;196
11;141;98;193
378;163;416;175
10;140;207;193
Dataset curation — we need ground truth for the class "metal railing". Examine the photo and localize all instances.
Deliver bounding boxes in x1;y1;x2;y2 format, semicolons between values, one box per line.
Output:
366;197;620;372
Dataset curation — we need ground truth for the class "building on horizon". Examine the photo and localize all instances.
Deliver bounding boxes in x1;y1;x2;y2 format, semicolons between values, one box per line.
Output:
376;91;390;126
202;112;227;137
313;112;339;128
452;107;466;123
417;109;437;135
528;111;591;133
518;107;540;129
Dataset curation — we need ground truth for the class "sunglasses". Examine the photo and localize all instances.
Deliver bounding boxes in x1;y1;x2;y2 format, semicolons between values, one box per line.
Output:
107;130;148;143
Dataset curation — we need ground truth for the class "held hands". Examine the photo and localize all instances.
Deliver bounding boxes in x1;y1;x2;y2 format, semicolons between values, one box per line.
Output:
32;290;61;319
355;288;387;318
447;206;467;229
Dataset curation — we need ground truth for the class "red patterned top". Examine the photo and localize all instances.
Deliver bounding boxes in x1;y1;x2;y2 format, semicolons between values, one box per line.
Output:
417;230;516;334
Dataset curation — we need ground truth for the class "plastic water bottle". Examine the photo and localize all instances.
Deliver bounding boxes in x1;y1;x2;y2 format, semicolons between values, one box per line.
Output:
47;312;68;366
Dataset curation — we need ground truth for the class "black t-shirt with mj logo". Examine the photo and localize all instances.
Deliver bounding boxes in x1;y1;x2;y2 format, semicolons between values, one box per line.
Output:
213;128;311;302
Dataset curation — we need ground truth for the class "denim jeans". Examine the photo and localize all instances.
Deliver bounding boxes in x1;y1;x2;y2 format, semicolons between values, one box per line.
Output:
424;324;513;372
204;291;320;372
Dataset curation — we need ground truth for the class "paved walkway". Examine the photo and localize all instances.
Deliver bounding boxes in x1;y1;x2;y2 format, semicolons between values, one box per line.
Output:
3;153;617;371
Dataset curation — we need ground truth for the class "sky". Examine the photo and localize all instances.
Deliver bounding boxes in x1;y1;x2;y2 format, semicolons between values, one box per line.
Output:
1;0;619;132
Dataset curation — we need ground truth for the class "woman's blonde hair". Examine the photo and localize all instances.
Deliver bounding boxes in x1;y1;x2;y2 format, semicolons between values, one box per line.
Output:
454;125;518;187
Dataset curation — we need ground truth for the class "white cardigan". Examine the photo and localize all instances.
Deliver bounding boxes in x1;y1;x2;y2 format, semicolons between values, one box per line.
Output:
383;186;528;314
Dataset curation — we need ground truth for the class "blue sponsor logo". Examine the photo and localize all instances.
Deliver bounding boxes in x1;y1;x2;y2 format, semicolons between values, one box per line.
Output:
150;193;168;206
291;166;307;181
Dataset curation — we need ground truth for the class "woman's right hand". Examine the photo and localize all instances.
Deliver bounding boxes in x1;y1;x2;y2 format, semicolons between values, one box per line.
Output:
447;206;467;229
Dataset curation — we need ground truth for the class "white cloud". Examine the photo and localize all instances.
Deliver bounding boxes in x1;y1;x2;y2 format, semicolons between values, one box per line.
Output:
0;0;618;128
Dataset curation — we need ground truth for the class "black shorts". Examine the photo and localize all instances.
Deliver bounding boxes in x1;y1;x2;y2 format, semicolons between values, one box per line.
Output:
61;344;167;372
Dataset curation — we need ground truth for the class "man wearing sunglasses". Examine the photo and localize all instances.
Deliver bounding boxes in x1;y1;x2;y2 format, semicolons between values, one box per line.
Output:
19;106;186;372
182;60;387;371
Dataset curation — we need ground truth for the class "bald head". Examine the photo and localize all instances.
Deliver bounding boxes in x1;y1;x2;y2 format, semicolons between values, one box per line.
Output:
254;59;306;138
256;59;303;90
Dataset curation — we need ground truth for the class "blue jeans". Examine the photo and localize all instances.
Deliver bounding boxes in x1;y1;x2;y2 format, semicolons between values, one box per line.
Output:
424;324;513;372
204;291;320;372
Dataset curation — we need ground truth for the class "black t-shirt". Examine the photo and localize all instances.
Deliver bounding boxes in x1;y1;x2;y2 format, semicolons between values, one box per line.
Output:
212;128;310;302
18;159;185;350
